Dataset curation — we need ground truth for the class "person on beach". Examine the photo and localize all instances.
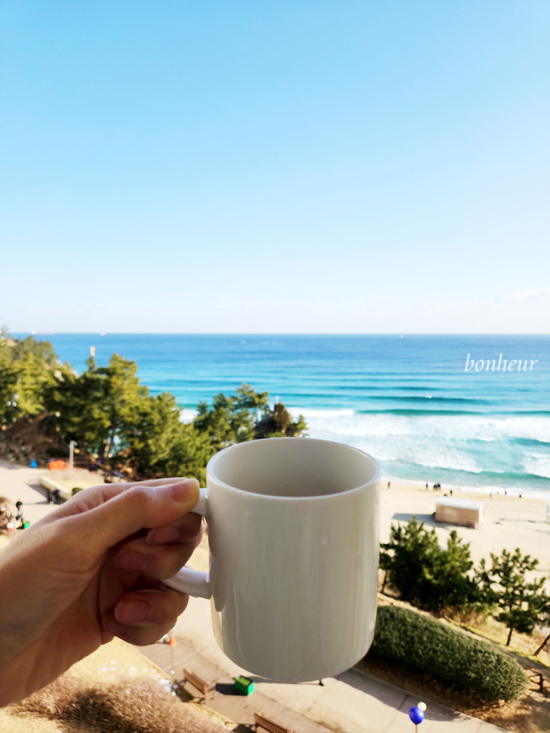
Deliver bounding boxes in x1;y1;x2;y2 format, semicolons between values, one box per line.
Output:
0;477;202;707
15;501;24;526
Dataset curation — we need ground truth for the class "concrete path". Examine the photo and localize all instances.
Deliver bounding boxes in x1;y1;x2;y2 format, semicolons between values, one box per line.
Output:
142;635;332;733
141;596;508;733
0;459;54;525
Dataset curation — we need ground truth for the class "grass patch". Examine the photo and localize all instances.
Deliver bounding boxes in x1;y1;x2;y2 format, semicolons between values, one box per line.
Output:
1;639;228;733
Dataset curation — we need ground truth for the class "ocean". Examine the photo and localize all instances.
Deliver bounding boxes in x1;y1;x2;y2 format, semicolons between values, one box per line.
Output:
20;333;550;499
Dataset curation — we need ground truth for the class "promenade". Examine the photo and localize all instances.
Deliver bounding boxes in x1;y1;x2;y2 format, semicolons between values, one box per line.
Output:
141;596;508;733
0;459;53;524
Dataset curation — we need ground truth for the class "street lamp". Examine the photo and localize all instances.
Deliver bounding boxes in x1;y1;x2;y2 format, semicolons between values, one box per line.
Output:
69;441;77;471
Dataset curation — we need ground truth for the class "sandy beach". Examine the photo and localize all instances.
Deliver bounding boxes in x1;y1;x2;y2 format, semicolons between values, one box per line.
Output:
379;479;550;582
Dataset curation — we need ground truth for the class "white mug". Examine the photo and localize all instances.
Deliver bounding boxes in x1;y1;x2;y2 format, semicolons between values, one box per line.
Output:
165;437;380;682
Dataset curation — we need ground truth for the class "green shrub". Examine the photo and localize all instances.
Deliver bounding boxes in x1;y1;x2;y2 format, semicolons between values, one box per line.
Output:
380;518;480;613
368;605;527;702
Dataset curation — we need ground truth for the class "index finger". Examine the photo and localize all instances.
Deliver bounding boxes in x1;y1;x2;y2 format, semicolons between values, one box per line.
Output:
66;479;201;556
39;477;195;524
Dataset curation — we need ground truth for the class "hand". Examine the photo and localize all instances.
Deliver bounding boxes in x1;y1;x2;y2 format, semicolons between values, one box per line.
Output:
0;477;202;706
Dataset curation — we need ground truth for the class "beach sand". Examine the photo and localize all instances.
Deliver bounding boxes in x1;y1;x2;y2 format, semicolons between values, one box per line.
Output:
380;479;550;582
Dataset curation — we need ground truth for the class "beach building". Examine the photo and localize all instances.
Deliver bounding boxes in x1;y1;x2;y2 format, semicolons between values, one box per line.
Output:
435;497;483;529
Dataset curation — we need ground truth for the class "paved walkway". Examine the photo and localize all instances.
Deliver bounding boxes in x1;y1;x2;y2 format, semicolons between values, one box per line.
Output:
143;636;332;732
141;596;508;733
0;459;54;525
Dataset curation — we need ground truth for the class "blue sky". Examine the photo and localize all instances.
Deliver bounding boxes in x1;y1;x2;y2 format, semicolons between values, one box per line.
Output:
1;0;549;333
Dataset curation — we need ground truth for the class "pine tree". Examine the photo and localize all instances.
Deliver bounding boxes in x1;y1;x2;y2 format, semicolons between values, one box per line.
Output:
380;517;441;607
380;519;478;613
122;391;213;483
0;334;59;425
193;383;268;449
477;548;548;646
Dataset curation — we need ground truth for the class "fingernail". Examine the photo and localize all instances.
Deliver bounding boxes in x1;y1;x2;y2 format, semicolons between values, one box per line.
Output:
115;550;147;573
116;599;151;624
171;478;200;502
147;525;180;545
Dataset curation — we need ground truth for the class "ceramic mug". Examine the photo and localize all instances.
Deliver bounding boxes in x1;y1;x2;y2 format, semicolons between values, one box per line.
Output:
165;437;380;682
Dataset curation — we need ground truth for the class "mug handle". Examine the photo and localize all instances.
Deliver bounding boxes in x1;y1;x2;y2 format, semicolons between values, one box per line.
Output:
163;489;212;599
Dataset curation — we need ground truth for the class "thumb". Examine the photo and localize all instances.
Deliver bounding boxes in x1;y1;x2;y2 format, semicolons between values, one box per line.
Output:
69;479;201;556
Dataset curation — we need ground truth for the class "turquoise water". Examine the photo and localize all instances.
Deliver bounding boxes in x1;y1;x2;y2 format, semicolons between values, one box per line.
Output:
20;333;550;498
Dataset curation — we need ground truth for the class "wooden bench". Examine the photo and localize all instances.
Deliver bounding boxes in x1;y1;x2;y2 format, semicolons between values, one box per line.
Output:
527;669;546;692
254;712;295;733
182;668;216;701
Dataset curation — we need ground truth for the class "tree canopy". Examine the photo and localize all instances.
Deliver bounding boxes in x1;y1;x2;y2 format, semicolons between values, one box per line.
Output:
0;334;67;426
0;330;307;484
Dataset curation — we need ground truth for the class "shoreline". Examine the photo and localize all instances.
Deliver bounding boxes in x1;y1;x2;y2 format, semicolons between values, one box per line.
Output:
384;473;550;502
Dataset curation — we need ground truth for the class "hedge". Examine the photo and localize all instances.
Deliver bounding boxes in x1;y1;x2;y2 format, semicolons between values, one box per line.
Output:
367;605;527;702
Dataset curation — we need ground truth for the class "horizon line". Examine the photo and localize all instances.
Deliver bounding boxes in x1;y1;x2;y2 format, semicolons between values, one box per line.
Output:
8;331;550;337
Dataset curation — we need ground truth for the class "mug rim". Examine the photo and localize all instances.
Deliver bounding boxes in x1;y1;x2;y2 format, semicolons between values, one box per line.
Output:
206;436;380;501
